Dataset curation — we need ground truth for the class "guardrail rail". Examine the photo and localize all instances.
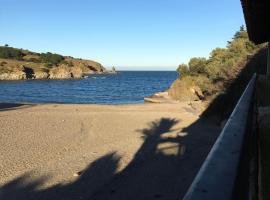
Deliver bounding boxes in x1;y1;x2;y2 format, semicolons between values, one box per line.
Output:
183;74;257;200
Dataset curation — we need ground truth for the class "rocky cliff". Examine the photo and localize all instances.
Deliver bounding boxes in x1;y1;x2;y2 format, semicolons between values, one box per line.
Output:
0;46;115;80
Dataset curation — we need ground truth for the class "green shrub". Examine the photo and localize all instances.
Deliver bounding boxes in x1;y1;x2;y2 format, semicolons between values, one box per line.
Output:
174;26;263;100
0;46;25;60
177;64;189;77
188;57;207;75
40;52;64;65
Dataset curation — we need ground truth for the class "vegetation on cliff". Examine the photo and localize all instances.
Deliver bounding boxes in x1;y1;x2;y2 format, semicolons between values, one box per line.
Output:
169;26;267;118
0;46;110;80
0;46;25;60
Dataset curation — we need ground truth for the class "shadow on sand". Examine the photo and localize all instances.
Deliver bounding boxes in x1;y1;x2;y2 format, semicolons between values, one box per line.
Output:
0;48;268;200
0;118;219;200
0;103;35;112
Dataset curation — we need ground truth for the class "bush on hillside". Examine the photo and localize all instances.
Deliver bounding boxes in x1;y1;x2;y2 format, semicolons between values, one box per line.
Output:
40;52;64;65
188;57;207;75
169;26;269;119
0;46;25;60
174;26;265;97
177;64;189;77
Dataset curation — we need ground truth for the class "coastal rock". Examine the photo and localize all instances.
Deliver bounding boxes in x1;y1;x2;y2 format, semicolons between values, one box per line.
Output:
70;67;83;78
144;91;178;103
34;71;49;79
48;65;83;79
189;86;204;100
105;66;117;74
168;78;204;101
0;47;108;80
64;57;105;74
49;65;72;79
0;70;26;80
0;63;27;80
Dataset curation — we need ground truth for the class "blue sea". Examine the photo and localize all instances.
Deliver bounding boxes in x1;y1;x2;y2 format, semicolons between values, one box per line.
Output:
0;71;178;104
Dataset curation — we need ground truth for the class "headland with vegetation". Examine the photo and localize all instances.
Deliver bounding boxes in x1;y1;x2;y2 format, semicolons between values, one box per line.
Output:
0;45;116;80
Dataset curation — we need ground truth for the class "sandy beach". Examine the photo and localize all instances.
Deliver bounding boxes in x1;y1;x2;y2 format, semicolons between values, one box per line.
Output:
0;102;220;200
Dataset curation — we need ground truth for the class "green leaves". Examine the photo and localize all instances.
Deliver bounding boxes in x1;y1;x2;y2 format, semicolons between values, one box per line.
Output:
40;52;64;65
177;64;189;77
0;46;25;60
176;26;264;97
188;57;207;75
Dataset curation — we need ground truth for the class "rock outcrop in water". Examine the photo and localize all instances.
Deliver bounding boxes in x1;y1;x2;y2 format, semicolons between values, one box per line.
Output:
48;65;72;79
48;65;84;79
34;71;49;79
0;46;116;80
0;70;26;80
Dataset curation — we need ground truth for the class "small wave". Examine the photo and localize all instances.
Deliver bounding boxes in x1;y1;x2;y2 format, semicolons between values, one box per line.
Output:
89;76;106;80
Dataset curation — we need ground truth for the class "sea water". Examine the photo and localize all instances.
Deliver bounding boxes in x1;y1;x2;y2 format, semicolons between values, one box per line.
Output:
0;71;177;104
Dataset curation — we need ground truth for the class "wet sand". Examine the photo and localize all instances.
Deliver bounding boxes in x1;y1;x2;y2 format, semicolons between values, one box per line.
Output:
0;103;220;200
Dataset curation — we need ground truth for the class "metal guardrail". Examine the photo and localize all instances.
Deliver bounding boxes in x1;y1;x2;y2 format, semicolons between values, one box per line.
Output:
183;74;257;200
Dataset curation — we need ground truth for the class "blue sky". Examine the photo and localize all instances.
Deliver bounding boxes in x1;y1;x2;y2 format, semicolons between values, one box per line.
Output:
0;0;245;70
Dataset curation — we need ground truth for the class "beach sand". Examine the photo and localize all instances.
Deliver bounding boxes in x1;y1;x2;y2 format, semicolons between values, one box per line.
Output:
0;102;220;200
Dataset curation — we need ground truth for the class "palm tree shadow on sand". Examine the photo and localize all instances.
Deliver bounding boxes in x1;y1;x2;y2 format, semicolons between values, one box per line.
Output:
91;118;219;200
0;118;220;200
0;152;120;200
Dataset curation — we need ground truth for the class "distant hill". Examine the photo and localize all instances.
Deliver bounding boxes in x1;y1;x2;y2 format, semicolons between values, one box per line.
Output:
0;46;115;80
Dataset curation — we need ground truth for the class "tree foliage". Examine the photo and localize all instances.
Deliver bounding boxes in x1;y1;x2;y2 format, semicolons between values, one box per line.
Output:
0;46;25;60
176;26;265;96
40;52;64;65
188;57;207;75
0;46;66;66
177;64;189;76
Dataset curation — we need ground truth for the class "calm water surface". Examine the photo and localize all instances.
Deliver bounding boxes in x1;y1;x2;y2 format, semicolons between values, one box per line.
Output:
0;71;177;104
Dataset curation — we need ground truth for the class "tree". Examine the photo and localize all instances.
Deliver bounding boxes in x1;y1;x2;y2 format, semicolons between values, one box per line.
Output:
209;48;227;60
188;57;207;75
233;25;248;40
177;64;189;77
0;46;24;59
40;52;64;65
174;28;263;96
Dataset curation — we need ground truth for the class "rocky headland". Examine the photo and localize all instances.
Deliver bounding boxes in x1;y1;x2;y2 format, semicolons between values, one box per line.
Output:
0;46;116;80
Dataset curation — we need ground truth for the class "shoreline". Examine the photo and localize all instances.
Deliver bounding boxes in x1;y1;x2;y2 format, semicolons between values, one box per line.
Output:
0;99;202;109
0;89;180;107
0;71;117;81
